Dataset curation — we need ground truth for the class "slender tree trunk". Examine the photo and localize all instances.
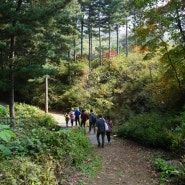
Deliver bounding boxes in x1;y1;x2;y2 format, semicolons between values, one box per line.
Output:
108;25;111;68
116;24;120;55
90;26;93;63
9;65;15;127
125;16;128;57
73;38;76;63
45;76;48;113
98;13;102;66
176;8;185;51
68;50;71;83
81;15;84;57
161;37;182;93
149;66;153;83
9;0;22;127
88;26;91;69
88;6;92;69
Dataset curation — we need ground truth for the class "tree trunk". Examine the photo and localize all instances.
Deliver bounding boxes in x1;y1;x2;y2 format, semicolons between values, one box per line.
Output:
68;50;71;83
45;76;48;113
81;15;84;57
176;8;185;51
88;6;92;69
125;16;128;57
98;13;102;66
116;24;120;55
9;0;22;128
73;38;76;63
108;25;111;68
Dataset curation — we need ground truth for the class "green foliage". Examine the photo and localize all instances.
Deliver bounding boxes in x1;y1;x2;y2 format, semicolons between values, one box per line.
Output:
14;103;58;127
1;127;94;184
0;103;95;185
0;125;16;156
166;111;185;155
117;113;171;148
0;105;7;117
155;158;183;185
0;156;58;185
0;125;16;143
59;84;90;109
117;109;185;158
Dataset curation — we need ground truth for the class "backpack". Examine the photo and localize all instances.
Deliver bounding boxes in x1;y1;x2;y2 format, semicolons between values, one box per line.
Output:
91;113;96;123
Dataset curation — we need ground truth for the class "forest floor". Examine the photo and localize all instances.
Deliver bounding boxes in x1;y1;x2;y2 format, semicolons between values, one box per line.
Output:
49;111;169;185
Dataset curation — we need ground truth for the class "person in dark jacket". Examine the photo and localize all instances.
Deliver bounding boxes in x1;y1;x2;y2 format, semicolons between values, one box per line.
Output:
80;109;89;128
89;109;96;133
96;114;106;148
74;107;81;126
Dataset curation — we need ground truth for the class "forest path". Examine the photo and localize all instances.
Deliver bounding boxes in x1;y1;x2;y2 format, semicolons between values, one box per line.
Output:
49;112;166;185
48;111;66;126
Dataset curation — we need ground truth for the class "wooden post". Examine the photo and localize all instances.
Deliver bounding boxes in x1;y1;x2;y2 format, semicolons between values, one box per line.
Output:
45;76;48;113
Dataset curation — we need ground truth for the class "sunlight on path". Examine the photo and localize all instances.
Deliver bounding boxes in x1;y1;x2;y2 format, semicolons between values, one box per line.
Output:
48;112;66;126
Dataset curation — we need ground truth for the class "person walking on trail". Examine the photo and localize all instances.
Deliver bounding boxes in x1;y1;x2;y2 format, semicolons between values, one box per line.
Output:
64;113;70;127
70;111;75;127
89;109;96;133
96;114;106;148
105;116;113;144
80;109;89;128
74;108;81;126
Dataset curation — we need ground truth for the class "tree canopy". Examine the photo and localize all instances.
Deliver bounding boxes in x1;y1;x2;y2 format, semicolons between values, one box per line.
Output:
0;0;185;118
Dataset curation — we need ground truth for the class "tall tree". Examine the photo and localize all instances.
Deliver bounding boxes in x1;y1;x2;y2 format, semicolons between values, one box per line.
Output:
0;0;75;123
131;0;185;108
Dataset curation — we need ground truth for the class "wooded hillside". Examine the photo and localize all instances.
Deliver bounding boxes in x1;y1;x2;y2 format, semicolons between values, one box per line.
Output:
0;0;184;117
0;1;185;184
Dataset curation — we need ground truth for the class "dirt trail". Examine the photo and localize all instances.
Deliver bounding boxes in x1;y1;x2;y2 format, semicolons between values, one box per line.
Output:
48;112;66;126
49;112;165;185
86;139;165;185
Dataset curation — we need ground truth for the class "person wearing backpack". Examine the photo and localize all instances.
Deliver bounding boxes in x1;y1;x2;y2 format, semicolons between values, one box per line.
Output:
89;109;96;133
96;114;106;148
105;116;113;144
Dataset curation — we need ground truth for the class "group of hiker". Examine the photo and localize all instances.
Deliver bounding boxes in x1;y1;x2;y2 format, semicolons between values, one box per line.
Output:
64;108;113;148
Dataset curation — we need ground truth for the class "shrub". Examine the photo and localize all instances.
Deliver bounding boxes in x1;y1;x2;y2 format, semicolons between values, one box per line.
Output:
0;105;8;117
0;103;95;184
117;113;171;149
0;156;58;185
0;125;16;156
155;158;185;185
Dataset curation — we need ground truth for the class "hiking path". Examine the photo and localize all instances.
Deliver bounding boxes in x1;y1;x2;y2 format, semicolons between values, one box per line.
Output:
49;112;166;185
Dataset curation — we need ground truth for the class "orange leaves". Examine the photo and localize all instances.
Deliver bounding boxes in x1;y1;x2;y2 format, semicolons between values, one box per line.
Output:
131;45;148;54
103;50;118;59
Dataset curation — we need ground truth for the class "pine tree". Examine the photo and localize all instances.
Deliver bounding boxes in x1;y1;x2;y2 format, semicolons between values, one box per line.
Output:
0;0;77;123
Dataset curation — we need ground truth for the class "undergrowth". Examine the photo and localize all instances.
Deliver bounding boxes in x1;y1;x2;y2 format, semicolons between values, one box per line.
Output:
117;111;185;184
0;103;97;185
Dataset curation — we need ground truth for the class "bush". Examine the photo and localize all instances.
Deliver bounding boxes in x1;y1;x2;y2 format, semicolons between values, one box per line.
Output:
0;105;8;117
0;125;16;156
0;103;95;185
117;112;172;149
155;158;185;185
